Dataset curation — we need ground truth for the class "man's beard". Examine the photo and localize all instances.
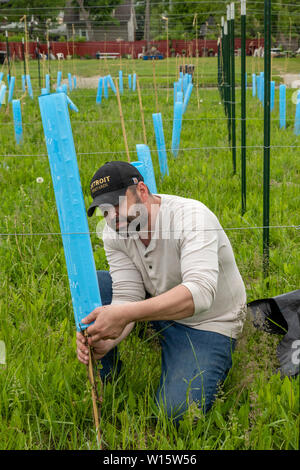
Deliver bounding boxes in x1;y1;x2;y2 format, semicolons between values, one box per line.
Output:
107;196;148;238
109;214;148;238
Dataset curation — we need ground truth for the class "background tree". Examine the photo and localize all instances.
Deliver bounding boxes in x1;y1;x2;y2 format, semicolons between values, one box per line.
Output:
71;0;122;41
0;0;65;38
133;0;300;45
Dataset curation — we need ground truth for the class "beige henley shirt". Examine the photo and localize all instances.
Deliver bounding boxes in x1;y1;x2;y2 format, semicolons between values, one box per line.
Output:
102;194;247;339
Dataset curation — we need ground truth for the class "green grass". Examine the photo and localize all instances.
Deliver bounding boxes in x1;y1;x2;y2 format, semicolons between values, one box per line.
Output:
0;58;299;450
3;57;300;91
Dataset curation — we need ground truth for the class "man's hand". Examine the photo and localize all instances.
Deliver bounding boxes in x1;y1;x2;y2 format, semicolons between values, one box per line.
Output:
82;304;129;342
76;331;116;365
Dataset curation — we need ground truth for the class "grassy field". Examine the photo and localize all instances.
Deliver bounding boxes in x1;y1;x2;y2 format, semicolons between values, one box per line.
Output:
0;58;299;450
3;56;300;89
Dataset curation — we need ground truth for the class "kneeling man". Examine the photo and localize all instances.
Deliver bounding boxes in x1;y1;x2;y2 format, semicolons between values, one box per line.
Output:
77;161;246;421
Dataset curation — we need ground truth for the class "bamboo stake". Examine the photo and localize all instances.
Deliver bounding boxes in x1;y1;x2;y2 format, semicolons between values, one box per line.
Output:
166;23;169;103
12;51;17;80
61;53;64;81
136;75;147;145
283;17;292;79
46;29;50;77
115;79;130;162
24;16;29;77
42;54;46;89
132;44;134;68
67;37;70;77
19;16;29;78
162;16;169;103
72;24;75;76
5;31;10;78
202;23;208;89
193;13;200;109
152;58;158;113
84;330;102;449
104;34;109;76
37;37;41;89
24;15;30;75
257;32;261;74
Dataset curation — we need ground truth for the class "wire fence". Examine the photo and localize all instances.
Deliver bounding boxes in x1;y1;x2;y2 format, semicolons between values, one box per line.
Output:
1;14;299;250
0;225;299;238
0;144;299;159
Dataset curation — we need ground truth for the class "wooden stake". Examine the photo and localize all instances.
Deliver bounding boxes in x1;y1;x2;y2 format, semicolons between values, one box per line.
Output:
202;23;208;89
257;32;261;75
152;58;158;113
72;24;75;76
11;51;16;80
42;54;46;88
67;39;70;59
116;79;130;162
19;15;29;78
104;34;109;76
25;16;29;76
193;13;200;109
136;75;147;145
131;44;134;74
84;330;102;449
162;17;169;103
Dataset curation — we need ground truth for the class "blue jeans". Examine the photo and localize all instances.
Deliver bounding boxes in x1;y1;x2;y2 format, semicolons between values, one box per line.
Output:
96;270;236;421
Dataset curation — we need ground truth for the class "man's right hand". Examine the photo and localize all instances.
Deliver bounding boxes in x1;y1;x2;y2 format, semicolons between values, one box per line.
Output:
76;331;116;365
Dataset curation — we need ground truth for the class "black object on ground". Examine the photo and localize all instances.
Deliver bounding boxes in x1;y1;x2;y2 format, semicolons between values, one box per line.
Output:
248;290;300;377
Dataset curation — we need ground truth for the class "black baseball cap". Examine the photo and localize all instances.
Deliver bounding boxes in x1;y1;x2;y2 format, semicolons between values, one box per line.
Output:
87;161;144;217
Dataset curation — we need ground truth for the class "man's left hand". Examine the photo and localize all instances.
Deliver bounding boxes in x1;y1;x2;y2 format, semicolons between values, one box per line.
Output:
82;304;129;342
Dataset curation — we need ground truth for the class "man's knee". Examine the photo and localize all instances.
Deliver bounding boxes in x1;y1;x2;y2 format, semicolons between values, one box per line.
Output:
156;369;230;421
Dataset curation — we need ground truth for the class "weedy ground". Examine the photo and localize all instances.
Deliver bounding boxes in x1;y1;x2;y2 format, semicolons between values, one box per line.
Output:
0;58;299;450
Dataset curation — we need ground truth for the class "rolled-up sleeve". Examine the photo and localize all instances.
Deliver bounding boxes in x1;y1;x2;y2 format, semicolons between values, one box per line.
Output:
103;234;146;305
178;206;219;315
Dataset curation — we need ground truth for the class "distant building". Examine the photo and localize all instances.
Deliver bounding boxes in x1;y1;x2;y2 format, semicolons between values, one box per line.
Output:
199;15;216;38
64;0;137;42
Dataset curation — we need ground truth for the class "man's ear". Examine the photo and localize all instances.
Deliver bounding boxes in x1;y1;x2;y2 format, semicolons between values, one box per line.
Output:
137;182;150;203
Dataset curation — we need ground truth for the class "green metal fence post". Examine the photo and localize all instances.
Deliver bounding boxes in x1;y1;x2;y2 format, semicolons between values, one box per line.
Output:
220;16;225;106
263;0;271;277
241;0;247;214
224;18;231;144
230;2;236;174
